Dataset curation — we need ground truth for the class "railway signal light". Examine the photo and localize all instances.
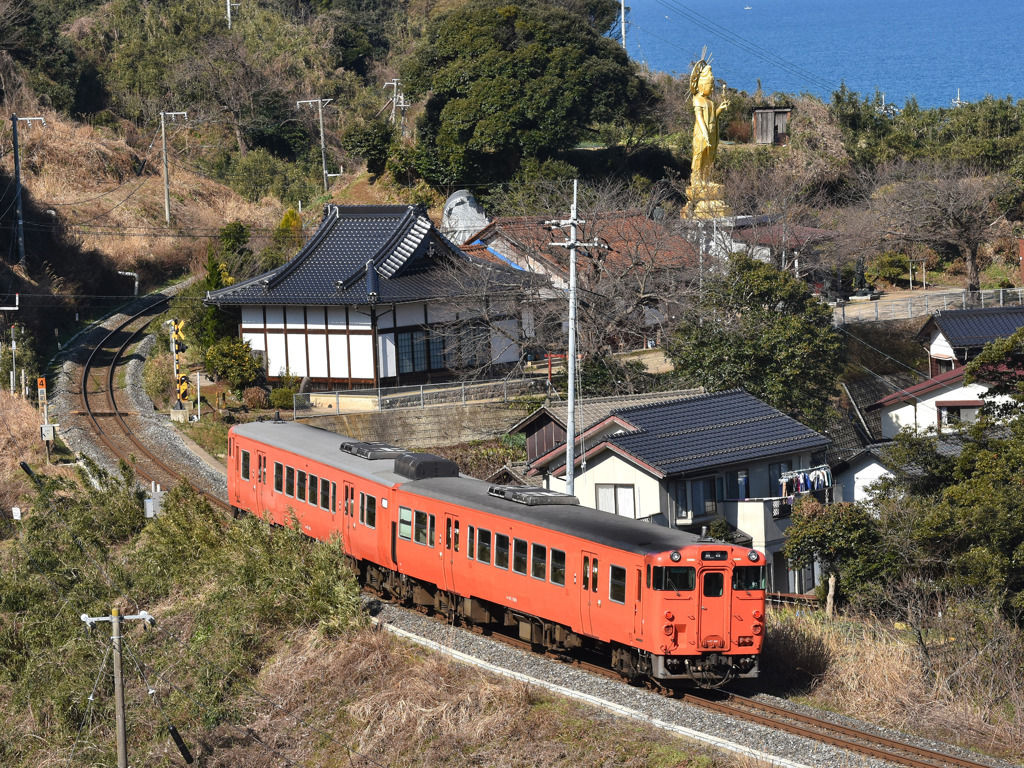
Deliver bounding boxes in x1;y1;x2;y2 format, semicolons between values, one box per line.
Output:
177;374;189;402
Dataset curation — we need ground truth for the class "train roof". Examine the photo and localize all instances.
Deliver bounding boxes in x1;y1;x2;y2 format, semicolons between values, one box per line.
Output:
233;420;715;556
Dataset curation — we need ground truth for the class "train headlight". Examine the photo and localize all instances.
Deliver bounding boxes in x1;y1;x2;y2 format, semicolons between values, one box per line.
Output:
747;550;759;562
752;609;763;621
664;611;674;621
670;550;681;562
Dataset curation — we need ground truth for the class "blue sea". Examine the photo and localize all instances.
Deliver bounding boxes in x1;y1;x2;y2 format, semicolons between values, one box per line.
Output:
627;0;1024;108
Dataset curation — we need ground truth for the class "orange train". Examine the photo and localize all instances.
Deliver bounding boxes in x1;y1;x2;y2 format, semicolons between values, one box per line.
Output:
228;420;766;686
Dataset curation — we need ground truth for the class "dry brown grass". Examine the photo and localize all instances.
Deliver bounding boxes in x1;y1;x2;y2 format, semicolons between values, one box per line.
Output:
767;608;1024;761
0;391;48;516
184;626;725;768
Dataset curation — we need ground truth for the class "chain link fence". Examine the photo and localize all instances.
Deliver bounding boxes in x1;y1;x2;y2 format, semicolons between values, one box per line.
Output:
833;288;1024;325
293;377;549;418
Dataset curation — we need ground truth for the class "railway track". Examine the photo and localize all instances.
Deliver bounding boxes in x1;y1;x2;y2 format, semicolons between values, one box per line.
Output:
74;298;230;512
408;601;999;768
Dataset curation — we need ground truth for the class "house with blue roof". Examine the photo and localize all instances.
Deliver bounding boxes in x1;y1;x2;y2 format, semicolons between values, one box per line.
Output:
918;305;1024;377
525;389;832;592
205;204;539;389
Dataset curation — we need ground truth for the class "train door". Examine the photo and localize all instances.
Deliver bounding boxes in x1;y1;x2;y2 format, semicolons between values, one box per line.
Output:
633;566;644;640
442;514;461;593
255;450;268;518
698;570;730;651
579;551;599;636
342;481;355;544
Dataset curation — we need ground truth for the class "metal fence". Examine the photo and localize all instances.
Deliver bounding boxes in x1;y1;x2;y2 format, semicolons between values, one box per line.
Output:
293;377;548;418
833;288;1024;325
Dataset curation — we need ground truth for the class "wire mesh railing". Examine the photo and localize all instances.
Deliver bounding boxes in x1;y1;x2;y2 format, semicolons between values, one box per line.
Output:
293;377;548;418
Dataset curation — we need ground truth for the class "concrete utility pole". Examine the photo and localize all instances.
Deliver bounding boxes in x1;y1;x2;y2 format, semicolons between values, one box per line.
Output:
10;114;46;269
546;180;607;496
620;0;627;49
160;111;188;226
383;80;409;137
297;98;338;193
80;607;156;768
226;0;240;28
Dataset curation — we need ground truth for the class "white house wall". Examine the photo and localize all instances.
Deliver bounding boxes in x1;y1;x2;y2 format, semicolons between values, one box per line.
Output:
350;334;374;379
492;319;520;364
928;328;957;362
880;380;990;438
546;451;664;522
835;455;891;503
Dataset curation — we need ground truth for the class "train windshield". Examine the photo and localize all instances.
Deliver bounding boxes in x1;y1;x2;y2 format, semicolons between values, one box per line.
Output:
733;566;766;591
651;566;696;592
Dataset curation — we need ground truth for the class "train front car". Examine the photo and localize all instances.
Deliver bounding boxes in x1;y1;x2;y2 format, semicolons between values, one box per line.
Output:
644;544;765;688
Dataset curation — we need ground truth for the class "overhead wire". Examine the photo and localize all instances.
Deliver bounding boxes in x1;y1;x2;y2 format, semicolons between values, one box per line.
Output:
62;641;113;768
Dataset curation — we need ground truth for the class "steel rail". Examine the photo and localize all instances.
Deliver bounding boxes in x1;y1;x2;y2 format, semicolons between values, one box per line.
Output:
78;298;230;512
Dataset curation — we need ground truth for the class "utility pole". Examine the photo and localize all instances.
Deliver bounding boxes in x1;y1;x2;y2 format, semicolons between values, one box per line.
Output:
383;80;409;137
620;0;627;49
10;114;46;269
297;98;338;193
546;180;607;496
80;607;156;768
226;0;240;28
160;111;188;226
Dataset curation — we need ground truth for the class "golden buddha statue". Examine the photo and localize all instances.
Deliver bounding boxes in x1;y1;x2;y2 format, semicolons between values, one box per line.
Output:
686;52;730;219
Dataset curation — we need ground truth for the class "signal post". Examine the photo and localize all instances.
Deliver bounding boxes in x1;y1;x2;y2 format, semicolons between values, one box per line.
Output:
167;319;191;422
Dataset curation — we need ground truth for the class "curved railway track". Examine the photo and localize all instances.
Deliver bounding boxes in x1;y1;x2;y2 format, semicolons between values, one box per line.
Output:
75;298;230;512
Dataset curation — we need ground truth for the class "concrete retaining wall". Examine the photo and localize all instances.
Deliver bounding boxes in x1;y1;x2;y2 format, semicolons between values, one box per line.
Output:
298;403;533;450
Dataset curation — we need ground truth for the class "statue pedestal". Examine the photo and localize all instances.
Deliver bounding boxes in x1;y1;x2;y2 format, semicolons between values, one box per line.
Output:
685;183;731;220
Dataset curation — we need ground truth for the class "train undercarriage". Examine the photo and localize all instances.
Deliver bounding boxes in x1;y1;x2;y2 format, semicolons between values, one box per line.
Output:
359;559;756;689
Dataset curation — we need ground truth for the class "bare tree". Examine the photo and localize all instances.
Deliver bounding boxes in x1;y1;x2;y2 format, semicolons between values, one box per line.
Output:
859;161;1009;293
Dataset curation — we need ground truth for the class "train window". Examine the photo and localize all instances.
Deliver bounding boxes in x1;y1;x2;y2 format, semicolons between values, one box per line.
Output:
467;526;475;559
428;514;435;547
298;472;307;502
308;475;318;505
240;450;250;480
733;566;765;591
399;506;412;540
703;572;724;598
361;493;377;528
414;510;428;545
582;556;590;590
646;564;651;589
591;559;599;593
550;549;566;586
285;467;295;497
321;479;330;510
446;519;452;549
453;521;460;552
274;463;283;493
531;545;546;580
651;566;696;592
477;529;491;564
512;539;527;574
494;534;509;569
609;565;626;604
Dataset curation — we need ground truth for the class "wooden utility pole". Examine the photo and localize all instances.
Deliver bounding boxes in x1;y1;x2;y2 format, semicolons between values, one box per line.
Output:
297;98;337;192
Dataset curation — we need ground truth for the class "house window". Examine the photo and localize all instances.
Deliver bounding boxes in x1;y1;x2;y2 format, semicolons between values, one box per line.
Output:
690;477;717;516
595;484;635;517
769;460;792;497
449;322;489;368
939;405;962;427
725;469;749;500
397;329;447;374
667;478;687;520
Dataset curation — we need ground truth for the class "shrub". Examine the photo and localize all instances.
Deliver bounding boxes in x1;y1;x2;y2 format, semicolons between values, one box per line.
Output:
270;387;295;409
143;348;175;407
204;338;264;391
867;251;909;285
242;386;269;409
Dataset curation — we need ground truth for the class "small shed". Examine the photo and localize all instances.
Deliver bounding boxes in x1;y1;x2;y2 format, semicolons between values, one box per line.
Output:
752;107;792;145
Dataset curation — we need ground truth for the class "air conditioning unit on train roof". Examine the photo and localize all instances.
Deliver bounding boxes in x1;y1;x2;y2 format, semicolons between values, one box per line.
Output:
487;485;580;506
340;441;406;460
394;453;460;480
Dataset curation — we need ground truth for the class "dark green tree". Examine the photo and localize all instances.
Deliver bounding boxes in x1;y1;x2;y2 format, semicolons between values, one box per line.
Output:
784;497;883;615
400;0;657;182
665;254;843;429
